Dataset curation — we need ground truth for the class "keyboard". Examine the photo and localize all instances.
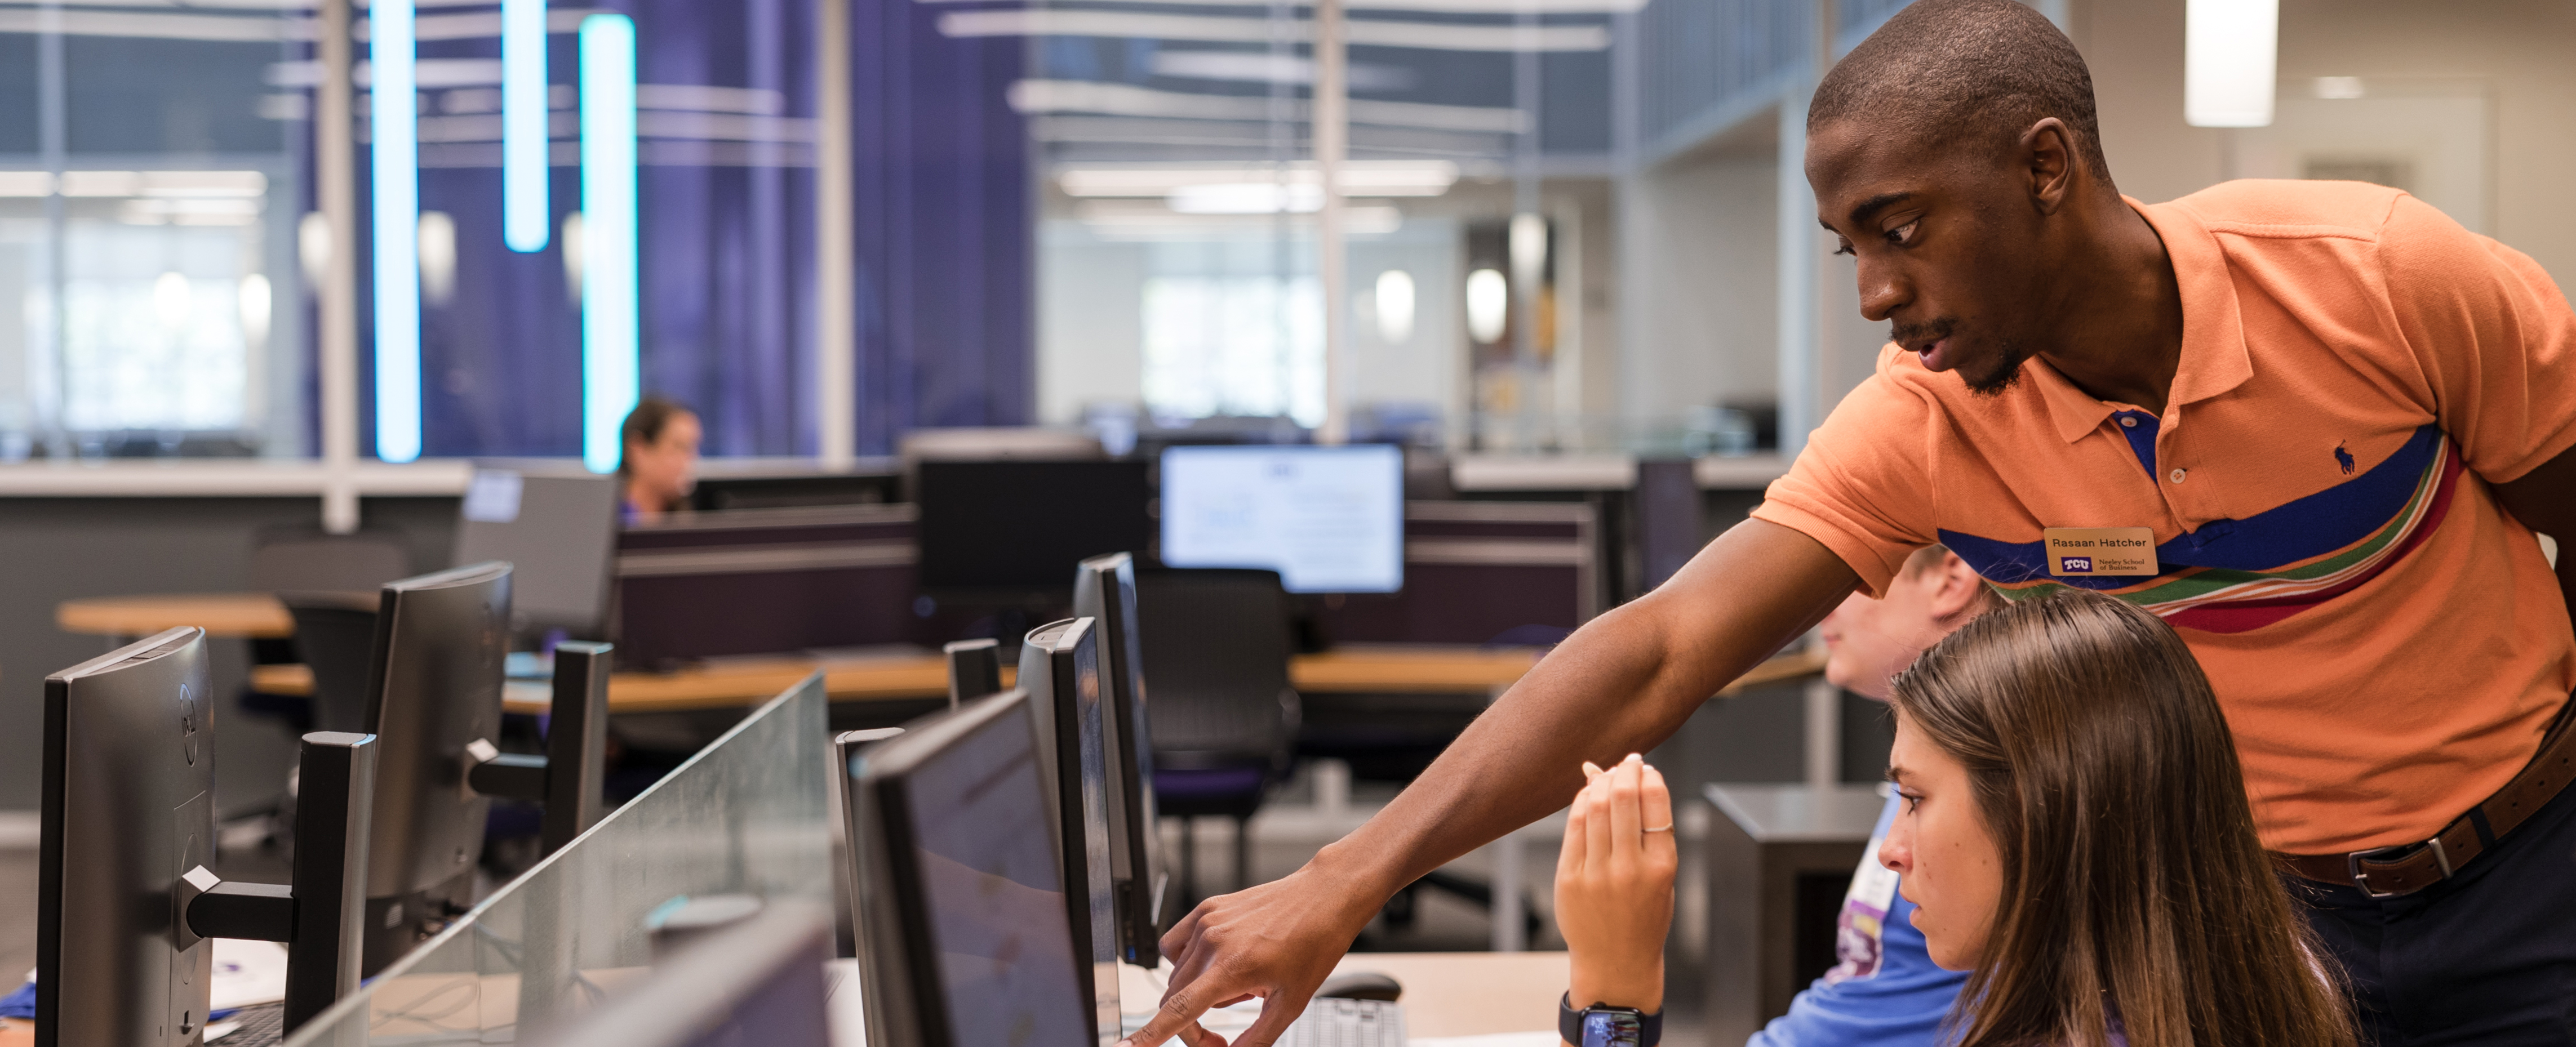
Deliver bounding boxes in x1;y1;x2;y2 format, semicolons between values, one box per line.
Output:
211;1003;284;1046
1280;998;1407;1047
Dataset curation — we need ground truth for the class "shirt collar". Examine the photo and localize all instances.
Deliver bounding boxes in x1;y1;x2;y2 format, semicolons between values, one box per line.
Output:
2033;197;2255;444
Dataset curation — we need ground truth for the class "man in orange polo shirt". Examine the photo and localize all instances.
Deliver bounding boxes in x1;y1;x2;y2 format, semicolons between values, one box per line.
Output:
1126;3;2576;1045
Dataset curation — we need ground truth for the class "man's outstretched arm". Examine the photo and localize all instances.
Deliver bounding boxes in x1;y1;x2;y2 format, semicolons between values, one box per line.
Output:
1126;518;1859;1047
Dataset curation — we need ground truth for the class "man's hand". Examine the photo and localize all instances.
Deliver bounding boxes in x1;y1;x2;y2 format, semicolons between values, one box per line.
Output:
1556;754;1676;1015
1121;861;1388;1047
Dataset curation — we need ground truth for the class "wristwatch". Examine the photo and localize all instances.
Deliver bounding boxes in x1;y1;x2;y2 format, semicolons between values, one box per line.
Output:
1558;994;1662;1047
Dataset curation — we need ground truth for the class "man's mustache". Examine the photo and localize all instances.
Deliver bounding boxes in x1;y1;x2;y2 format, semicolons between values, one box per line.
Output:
1890;317;1957;347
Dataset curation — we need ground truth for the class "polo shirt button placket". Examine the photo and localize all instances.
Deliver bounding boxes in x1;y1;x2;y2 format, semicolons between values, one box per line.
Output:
2170;467;2187;484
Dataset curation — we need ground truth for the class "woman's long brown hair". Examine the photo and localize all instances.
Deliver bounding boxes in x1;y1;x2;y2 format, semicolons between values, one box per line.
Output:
1887;591;2355;1047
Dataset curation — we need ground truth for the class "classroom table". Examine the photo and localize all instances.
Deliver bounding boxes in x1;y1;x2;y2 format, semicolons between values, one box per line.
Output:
1120;951;1571;1040
243;645;1826;715
69;591;1824;714
0;951;1571;1047
55;591;294;641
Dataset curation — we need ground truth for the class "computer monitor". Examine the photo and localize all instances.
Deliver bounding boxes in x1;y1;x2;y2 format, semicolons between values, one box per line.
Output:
1158;444;1406;594
1018;618;1122;1043
1072;553;1165;966
453;468;620;636
540;902;835;1047
847;688;1099;1047
913;460;1153;602
359;561;513;974
37;627;214;1046
944;638;1003;708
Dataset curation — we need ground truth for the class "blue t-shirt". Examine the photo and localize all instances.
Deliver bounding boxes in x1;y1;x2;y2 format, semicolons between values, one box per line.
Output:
1746;791;1966;1047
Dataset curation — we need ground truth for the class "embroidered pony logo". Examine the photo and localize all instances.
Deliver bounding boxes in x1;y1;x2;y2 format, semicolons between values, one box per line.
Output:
2334;442;2356;475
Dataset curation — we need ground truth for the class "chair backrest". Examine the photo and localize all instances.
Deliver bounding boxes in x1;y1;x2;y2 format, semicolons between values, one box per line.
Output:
281;592;381;734
1130;567;1298;767
250;528;414;594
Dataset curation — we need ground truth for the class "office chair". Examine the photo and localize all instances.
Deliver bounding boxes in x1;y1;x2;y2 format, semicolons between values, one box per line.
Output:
1133;567;1300;908
248;525;414;594
239;527;411;737
282;592;381;734
243;524;413;687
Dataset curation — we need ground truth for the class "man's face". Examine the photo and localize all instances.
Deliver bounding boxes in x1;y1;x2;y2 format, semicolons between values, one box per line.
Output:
1806;120;2055;395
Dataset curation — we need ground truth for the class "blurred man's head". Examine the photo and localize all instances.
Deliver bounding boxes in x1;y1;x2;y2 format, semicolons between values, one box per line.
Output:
1820;545;2001;700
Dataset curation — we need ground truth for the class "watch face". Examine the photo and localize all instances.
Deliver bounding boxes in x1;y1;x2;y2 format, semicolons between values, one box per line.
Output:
1581;1010;1643;1047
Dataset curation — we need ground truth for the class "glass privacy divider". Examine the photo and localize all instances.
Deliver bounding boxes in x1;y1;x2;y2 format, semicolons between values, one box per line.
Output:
281;672;833;1045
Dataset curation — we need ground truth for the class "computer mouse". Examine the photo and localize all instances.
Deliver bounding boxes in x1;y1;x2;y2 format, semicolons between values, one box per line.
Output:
1315;971;1403;1002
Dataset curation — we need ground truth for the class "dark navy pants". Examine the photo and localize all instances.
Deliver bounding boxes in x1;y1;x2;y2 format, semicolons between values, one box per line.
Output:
2286;772;2576;1045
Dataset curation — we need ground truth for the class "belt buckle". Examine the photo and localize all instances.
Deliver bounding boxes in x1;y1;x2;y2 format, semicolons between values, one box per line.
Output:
2345;836;2453;899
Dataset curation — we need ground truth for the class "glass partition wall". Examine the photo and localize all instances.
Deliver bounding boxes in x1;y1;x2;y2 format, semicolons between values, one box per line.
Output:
1024;0;1624;453
0;0;1778;467
280;674;833;1044
0;5;311;460
0;1;820;464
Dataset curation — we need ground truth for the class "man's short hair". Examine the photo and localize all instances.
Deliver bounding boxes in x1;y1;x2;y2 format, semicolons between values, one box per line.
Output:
1808;0;2110;185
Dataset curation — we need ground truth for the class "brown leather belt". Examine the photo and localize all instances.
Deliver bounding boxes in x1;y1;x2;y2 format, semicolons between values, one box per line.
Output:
2276;701;2576;898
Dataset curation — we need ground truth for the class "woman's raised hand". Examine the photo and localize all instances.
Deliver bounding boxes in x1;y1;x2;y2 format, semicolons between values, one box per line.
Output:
1553;752;1675;1018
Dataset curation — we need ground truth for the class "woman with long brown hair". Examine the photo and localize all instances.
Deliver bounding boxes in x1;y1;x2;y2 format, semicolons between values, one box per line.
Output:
1534;589;2356;1047
1879;590;2354;1047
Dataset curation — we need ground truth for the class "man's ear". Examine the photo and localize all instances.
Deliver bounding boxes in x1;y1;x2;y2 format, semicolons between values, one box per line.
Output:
2021;117;2077;216
1926;555;1988;624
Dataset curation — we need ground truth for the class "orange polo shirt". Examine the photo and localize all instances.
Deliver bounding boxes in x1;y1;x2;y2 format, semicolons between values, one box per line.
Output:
1754;180;2576;854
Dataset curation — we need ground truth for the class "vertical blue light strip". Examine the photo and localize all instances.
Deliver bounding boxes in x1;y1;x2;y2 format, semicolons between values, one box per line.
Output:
501;0;549;252
579;13;638;475
372;0;422;462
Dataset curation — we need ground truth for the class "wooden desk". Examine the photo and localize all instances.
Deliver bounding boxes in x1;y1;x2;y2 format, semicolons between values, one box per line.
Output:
248;645;1827;716
0;951;1562;1047
1117;951;1566;1039
1330;951;1566;1037
56;592;294;640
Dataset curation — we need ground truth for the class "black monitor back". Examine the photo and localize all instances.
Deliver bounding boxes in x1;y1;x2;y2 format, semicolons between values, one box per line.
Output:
38;627;214;1047
1018;618;1121;1042
1072;553;1164;965
913;460;1152;600
848;688;1096;1047
359;561;512;973
453;469;620;637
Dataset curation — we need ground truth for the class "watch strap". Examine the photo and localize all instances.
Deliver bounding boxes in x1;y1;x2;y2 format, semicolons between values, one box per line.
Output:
1557;993;1663;1047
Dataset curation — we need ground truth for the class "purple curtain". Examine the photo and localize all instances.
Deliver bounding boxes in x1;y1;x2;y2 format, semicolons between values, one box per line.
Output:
849;0;1034;453
354;0;819;459
342;0;1029;459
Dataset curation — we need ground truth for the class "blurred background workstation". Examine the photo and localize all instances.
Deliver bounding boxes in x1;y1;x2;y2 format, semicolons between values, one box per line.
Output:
0;0;2566;1042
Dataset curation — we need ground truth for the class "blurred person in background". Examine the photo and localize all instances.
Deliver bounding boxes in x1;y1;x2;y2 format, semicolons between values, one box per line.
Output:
618;396;700;525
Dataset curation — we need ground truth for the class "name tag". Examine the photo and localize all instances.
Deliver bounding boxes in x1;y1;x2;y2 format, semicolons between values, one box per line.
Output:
2043;527;2158;577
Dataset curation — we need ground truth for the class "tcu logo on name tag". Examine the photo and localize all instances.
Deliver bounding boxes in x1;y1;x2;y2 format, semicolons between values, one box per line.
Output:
2043;527;2157;577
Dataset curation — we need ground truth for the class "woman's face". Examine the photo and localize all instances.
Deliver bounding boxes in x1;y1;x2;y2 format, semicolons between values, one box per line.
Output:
627;412;702;505
1879;715;2006;970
